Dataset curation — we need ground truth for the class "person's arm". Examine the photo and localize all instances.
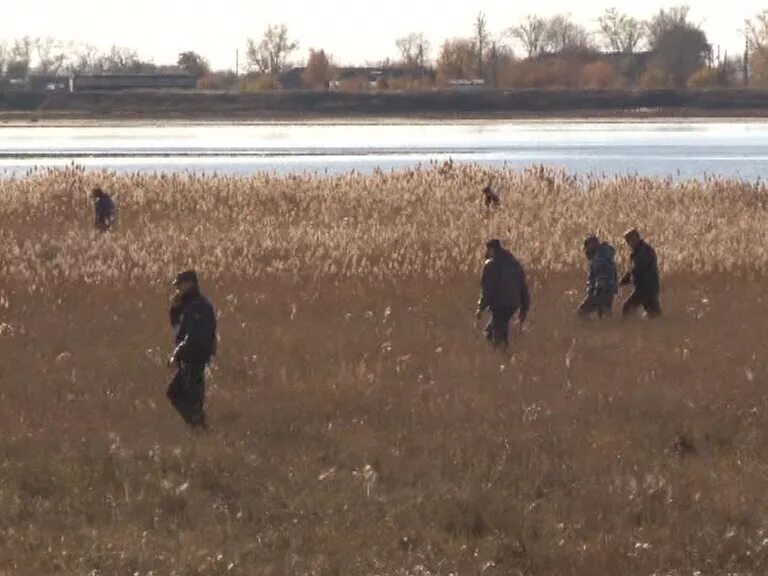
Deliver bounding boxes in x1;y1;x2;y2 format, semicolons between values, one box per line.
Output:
476;262;492;316
210;309;218;357
169;292;184;327
519;271;531;322
587;260;598;296
620;266;632;287
103;198;114;225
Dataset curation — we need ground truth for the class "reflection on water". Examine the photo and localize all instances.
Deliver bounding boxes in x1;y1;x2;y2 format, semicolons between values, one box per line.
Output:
1;121;768;180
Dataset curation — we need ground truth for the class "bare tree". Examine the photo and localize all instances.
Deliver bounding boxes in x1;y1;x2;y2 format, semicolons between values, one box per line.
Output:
303;49;335;89
177;51;210;76
68;44;103;74
0;41;7;76
651;24;710;87
395;33;431;69
646;6;691;50
101;46;143;72
745;10;768;84
34;37;69;75
247;24;299;74
473;12;490;77
436;38;476;80
7;37;33;78
487;32;514;87
544;14;594;54
511;15;548;59
598;8;645;53
746;9;768;50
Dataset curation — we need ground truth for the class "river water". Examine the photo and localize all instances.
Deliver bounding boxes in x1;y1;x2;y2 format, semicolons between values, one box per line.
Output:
2;121;768;180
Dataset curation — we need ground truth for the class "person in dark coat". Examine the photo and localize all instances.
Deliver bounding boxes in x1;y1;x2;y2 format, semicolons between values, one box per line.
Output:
620;228;661;318
476;239;531;349
578;235;619;318
167;270;217;428
482;185;500;208
91;187;115;231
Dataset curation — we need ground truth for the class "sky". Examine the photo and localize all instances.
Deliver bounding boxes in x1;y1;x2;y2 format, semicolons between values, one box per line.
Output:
0;0;765;70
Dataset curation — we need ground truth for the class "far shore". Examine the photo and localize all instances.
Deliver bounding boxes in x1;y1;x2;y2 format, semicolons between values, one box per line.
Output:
5;109;768;127
5;88;768;125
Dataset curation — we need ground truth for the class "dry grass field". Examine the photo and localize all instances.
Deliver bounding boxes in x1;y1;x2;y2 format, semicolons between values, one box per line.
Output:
2;164;768;575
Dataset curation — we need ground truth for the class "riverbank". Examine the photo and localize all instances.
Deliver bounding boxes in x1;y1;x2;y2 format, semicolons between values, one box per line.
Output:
5;88;768;121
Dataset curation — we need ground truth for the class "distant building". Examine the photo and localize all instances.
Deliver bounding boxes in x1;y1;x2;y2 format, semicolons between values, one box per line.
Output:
28;75;69;92
0;73;198;93
447;79;486;88
69;74;198;92
278;66;436;90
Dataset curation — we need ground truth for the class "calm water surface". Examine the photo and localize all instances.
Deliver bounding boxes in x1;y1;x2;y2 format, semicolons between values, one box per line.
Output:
2;121;768;179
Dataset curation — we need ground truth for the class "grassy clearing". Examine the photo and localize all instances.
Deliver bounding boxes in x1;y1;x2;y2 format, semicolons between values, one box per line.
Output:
2;166;768;575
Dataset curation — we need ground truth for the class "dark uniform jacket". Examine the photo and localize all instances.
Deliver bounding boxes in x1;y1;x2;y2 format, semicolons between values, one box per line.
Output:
478;249;531;313
170;288;217;364
94;194;115;228
587;242;619;298
624;240;659;296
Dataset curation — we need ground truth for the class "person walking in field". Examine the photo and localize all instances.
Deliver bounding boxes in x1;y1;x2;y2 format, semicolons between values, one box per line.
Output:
620;228;661;318
167;270;217;429
476;239;531;350
578;235;619;318
91;187;115;231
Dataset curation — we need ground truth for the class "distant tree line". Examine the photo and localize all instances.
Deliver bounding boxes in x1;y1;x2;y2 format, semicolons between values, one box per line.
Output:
8;6;768;91
0;38;211;78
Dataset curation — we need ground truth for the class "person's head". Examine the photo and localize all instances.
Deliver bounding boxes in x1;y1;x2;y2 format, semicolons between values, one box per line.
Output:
173;269;199;296
623;228;642;250
91;187;104;199
583;235;600;260
485;238;502;260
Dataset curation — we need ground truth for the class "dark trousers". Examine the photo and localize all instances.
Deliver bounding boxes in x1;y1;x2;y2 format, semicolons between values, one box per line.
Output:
622;290;661;318
485;306;518;348
167;360;207;427
578;293;614;318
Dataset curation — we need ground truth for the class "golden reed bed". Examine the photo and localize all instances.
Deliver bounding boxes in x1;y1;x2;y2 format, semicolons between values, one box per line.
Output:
1;165;768;575
3;163;768;286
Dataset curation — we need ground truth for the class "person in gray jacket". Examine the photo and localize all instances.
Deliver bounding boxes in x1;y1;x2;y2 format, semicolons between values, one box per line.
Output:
476;239;531;349
578;235;619;318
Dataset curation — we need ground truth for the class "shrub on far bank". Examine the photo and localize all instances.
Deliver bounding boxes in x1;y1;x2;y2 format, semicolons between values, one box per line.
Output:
638;66;669;89
242;73;282;92
687;67;727;88
579;61;626;90
336;75;371;93
196;72;239;91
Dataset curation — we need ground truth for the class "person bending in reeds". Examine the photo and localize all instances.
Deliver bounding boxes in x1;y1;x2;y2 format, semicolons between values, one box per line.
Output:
578;235;619;318
482;185;500;209
91;187;115;232
476;239;531;350
167;270;217;429
620;228;662;318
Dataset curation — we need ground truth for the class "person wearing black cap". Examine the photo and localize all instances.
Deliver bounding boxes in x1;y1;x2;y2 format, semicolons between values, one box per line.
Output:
620;228;661;318
167;270;217;428
577;235;618;318
91;187;115;231
476;239;531;349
